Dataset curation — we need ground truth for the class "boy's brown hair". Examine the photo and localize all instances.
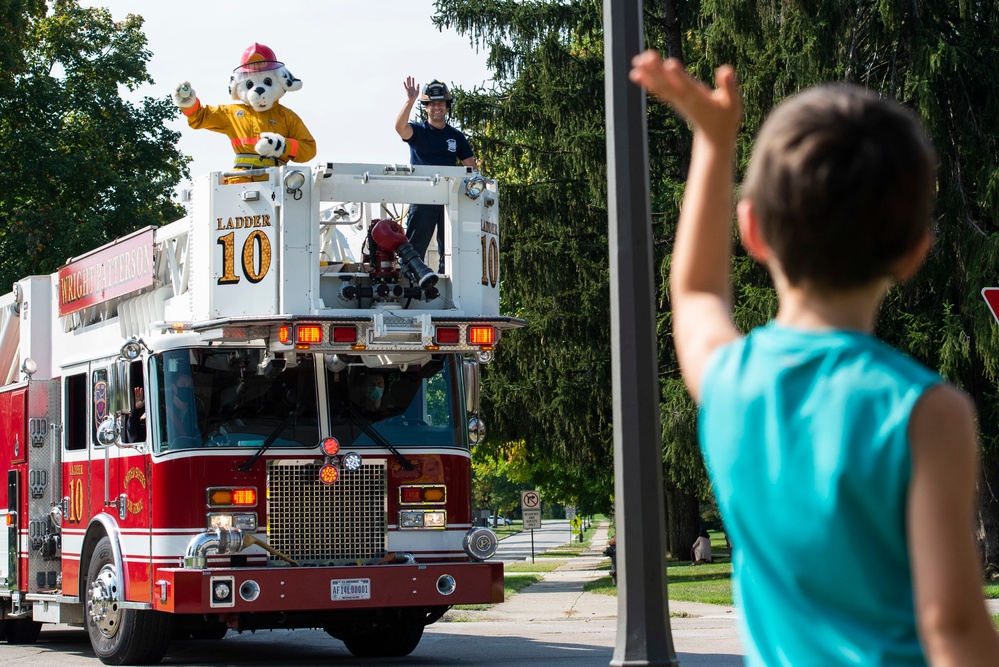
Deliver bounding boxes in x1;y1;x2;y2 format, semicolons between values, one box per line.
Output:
741;84;936;291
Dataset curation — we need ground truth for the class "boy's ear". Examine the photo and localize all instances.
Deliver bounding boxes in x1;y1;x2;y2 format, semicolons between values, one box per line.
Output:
892;230;932;282
737;199;771;262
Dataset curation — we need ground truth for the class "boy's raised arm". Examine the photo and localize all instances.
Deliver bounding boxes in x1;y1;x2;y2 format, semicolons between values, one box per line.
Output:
629;52;742;400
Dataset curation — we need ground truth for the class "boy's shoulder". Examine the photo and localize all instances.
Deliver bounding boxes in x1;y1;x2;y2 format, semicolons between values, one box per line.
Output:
704;323;940;396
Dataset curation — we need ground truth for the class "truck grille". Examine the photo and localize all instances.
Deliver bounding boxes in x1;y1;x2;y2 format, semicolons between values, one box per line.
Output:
266;459;387;565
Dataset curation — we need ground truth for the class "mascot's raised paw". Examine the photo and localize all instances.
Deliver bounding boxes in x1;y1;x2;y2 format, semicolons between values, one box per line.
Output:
172;82;197;109
256;132;286;158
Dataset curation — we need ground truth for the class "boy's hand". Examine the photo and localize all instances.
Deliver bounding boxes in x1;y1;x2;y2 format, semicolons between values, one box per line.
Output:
629;51;742;143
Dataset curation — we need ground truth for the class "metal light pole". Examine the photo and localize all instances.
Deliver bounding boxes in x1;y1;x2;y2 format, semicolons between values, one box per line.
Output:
604;0;678;665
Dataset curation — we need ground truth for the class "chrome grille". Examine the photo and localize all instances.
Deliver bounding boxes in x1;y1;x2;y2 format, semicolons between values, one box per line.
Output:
267;459;387;565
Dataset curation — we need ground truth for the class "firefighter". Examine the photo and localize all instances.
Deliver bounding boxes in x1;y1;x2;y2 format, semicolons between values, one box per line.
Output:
394;77;477;273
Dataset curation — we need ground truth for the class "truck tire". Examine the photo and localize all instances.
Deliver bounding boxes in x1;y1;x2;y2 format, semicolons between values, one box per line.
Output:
189;619;228;640
85;536;173;665
3;617;42;644
340;623;424;658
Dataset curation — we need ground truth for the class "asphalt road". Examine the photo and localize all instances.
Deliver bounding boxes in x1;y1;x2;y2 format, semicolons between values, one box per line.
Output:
494;518;584;562
0;622;619;667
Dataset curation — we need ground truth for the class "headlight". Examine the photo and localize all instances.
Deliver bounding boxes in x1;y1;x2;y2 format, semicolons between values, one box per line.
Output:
342;451;363;472
399;510;446;529
208;512;258;531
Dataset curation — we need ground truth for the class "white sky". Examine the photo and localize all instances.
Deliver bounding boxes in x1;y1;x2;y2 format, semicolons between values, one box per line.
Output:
85;1;493;189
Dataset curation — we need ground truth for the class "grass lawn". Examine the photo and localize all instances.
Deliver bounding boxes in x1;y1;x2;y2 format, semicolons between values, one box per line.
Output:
505;560;566;573
587;559;999;613
584;561;734;606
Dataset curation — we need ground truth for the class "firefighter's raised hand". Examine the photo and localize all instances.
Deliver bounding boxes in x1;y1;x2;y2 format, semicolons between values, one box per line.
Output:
403;76;419;103
172;81;197;109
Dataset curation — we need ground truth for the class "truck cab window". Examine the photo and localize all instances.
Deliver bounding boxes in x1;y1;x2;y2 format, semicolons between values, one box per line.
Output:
64;373;87;451
151;349;319;453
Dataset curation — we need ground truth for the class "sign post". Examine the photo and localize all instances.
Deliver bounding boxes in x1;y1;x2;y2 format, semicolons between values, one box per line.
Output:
521;490;541;563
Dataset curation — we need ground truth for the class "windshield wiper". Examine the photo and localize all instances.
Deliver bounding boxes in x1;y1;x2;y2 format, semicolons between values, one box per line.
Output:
347;406;415;471
237;406;305;472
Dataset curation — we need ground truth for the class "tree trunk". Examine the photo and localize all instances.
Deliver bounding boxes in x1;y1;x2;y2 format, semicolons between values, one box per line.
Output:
968;328;998;572
664;480;700;560
978;447;999;575
661;0;683;61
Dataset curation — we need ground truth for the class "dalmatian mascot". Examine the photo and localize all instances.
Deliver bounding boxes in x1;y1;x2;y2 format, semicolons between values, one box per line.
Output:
172;43;316;178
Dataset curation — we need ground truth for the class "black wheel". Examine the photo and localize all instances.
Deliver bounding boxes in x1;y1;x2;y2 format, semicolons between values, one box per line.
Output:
3;617;42;644
85;536;174;665
340;623;424;658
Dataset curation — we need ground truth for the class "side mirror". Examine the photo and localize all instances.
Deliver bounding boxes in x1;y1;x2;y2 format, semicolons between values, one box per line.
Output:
468;416;486;446
108;360;132;415
463;359;480;415
96;416;119;447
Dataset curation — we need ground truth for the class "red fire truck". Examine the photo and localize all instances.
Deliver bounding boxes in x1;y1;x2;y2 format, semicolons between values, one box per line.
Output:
0;162;522;664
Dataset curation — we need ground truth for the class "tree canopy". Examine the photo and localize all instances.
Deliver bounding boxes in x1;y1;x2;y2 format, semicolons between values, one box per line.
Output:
0;0;188;290
437;0;999;563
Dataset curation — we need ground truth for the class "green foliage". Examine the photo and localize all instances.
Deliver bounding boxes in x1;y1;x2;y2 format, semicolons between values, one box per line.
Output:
471;442;527;516
0;2;188;290
697;0;999;559
441;0;999;555
437;0;709;518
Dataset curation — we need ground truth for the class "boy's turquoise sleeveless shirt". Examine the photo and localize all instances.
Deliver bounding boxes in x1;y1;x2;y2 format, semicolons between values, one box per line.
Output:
699;323;940;666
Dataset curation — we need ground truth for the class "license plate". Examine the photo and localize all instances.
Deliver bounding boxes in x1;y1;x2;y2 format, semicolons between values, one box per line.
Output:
330;578;371;601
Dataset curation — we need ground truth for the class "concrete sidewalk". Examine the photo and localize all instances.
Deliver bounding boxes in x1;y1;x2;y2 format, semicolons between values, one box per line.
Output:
443;519;745;664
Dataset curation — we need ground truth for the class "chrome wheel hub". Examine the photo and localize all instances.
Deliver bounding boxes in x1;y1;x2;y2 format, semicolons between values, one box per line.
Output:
87;564;121;638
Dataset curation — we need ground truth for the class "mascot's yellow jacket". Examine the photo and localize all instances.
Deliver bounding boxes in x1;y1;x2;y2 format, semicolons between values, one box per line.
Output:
182;100;317;167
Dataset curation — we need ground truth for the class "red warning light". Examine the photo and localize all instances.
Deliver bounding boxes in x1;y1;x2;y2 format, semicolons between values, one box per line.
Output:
321;437;340;456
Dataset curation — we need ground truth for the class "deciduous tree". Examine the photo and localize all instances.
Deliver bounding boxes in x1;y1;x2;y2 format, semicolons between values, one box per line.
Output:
0;1;188;290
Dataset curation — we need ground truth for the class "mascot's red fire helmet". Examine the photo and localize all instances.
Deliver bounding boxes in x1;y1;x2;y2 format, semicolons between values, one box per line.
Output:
236;43;283;73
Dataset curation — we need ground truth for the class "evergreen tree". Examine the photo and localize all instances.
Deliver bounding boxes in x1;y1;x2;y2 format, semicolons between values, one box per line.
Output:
439;0;999;565
435;0;617;518
434;1;710;546
0;1;188;290
696;0;999;569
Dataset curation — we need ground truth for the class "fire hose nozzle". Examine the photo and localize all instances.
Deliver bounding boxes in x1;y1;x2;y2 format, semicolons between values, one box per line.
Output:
396;242;438;290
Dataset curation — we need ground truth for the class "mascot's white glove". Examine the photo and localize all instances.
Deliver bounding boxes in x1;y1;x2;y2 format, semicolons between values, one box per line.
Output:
256;132;286;158
172;82;197;109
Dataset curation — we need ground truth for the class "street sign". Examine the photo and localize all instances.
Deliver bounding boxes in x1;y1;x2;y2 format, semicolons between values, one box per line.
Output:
521;490;540;510
570;516;582;533
984;288;999;325
523;509;542;530
565;506;576;521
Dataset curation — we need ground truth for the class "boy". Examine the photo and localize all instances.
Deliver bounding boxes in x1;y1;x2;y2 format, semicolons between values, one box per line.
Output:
629;52;999;666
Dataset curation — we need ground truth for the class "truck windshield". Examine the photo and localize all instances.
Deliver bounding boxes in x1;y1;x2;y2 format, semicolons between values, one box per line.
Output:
326;356;465;449
151;349;319;452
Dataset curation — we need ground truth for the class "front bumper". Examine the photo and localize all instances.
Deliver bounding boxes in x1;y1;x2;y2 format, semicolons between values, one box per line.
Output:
153;561;504;613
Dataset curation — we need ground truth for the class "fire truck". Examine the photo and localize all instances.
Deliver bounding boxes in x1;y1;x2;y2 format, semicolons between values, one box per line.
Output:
0;162;523;664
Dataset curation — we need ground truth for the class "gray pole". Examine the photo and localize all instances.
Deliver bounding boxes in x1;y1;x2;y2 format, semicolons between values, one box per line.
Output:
603;0;678;665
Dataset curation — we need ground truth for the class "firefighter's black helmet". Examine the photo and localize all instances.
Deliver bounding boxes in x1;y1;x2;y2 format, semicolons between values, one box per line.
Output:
419;80;453;108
